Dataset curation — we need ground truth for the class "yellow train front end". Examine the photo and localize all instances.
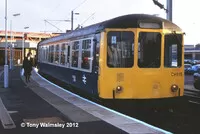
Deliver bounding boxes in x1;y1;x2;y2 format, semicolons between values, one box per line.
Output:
98;27;184;102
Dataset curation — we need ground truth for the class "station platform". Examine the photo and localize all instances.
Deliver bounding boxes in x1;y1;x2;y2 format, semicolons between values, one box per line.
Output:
0;66;171;134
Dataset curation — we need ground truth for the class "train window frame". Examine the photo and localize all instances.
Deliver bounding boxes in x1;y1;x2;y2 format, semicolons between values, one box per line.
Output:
65;43;70;67
41;46;48;63
66;43;71;68
53;42;70;68
38;46;42;62
71;40;80;68
138;32;161;68
164;33;183;68
39;44;55;64
40;46;42;62
54;44;60;64
107;31;134;68
46;45;49;62
81;39;92;70
60;43;66;65
68;37;94;73
49;45;54;63
44;45;49;62
39;36;95;73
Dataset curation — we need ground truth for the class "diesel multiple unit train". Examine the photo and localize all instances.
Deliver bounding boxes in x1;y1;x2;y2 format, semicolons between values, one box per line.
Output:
37;14;184;105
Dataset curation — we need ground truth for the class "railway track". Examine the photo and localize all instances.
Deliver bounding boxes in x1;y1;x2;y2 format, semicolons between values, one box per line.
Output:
184;88;200;104
113;88;200;134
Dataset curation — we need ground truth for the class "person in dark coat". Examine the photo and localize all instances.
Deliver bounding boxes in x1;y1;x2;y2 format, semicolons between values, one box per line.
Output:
22;52;33;83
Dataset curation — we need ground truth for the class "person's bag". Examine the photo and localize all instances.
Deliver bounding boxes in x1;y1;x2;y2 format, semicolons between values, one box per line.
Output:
21;68;24;76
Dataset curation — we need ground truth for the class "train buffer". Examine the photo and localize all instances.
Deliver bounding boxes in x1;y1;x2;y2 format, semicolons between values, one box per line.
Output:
0;66;172;134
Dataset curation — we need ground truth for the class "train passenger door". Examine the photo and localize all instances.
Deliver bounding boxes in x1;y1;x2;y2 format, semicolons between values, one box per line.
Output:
99;30;135;99
92;33;101;95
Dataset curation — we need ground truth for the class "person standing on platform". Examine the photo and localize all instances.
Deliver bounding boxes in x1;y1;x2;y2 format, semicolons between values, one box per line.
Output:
22;52;33;83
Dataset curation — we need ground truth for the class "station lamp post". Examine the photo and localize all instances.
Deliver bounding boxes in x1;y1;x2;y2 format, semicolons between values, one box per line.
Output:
22;26;29;63
4;0;8;88
71;11;79;31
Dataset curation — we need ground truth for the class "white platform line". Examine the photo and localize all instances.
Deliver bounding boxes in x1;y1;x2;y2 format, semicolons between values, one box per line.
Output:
0;97;16;129
33;68;171;134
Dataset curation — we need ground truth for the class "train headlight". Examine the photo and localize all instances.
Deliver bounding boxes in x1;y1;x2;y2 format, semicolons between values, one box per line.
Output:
116;86;123;93
171;84;179;92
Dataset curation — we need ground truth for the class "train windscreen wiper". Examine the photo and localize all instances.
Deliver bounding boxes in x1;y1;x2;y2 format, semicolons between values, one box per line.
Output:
171;31;184;46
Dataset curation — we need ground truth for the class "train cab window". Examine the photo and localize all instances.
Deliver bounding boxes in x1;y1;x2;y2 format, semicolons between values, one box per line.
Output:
54;44;60;64
138;32;161;68
71;41;79;68
164;34;182;68
81;39;92;70
60;43;66;65
107;31;134;68
49;45;54;63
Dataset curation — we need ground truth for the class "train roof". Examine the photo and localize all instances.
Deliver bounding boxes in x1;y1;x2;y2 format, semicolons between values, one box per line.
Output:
38;14;182;46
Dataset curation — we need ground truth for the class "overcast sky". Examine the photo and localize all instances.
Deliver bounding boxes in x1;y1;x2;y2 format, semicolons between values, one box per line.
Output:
0;0;199;44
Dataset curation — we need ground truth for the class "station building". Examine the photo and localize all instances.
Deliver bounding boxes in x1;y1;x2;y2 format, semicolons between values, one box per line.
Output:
184;44;200;60
0;30;59;65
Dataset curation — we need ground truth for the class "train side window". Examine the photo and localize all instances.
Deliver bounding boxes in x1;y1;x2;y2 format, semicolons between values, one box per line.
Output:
49;45;54;63
47;46;50;63
71;41;79;68
81;39;92;70
41;46;45;62
138;32;161;68
38;46;42;62
107;31;134;68
66;44;70;67
40;46;42;62
60;43;66;65
53;44;56;63
43;46;47;62
54;44;60;64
